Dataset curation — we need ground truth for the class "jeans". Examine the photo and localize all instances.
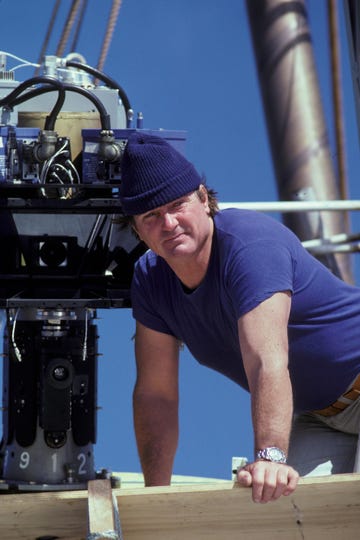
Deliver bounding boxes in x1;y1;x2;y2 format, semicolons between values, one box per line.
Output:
287;396;360;476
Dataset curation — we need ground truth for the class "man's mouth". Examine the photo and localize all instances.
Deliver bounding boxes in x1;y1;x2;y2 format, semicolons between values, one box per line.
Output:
162;232;185;245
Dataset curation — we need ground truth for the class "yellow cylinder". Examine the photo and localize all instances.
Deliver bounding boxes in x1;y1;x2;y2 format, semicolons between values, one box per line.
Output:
18;111;101;162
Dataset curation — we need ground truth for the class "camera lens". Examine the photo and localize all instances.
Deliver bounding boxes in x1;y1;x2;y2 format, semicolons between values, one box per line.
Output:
39;239;67;267
53;365;69;381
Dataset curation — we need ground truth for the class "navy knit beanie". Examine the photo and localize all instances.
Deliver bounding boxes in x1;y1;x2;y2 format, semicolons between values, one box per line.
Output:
120;132;202;215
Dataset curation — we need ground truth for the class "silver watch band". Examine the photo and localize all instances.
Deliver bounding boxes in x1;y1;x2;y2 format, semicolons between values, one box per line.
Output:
256;446;287;464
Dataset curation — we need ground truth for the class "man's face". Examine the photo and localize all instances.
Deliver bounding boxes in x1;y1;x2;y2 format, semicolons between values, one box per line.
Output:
133;187;213;262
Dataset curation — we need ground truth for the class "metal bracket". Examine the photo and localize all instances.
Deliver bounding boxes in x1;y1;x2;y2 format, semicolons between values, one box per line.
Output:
87;479;123;540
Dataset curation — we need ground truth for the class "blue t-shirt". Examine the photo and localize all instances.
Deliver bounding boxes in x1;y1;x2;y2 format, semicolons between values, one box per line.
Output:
131;209;360;412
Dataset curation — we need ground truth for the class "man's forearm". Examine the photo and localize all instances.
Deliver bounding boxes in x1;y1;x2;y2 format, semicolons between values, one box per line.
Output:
237;294;299;502
236;365;299;503
133;391;179;486
251;366;293;455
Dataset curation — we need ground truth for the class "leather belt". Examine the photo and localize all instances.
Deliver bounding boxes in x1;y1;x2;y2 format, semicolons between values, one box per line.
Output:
314;373;360;417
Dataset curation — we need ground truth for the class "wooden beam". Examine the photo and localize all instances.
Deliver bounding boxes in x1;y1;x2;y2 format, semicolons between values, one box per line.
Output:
0;474;359;539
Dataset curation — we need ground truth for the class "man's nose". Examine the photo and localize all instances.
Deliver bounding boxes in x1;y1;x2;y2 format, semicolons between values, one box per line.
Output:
162;212;177;229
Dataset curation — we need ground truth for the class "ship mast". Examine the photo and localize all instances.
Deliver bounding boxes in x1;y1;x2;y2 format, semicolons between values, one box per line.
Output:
246;0;352;283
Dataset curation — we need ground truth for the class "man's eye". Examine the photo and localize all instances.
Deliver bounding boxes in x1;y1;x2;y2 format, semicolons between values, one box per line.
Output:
144;212;157;221
172;200;185;209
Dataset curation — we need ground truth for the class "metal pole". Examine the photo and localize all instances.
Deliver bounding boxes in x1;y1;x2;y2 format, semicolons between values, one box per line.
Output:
219;199;360;212
328;0;348;202
246;0;353;282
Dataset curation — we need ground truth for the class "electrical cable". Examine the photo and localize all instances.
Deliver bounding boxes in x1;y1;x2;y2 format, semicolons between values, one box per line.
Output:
11;309;22;362
40;139;68;183
82;308;88;362
0;50;41;70
65;158;81;183
10;63;41;72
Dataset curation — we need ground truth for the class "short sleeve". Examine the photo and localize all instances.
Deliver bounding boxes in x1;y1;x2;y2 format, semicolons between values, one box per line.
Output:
225;240;294;318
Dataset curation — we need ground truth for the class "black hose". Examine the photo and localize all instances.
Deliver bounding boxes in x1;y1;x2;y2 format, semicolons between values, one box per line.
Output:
10;83;111;131
62;84;111;130
10;86;56;107
66;60;132;113
0;76;65;131
0;76;63;107
45;89;65;131
10;85;65;131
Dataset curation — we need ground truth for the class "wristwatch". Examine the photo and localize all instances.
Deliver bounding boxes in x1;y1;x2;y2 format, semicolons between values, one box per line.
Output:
256;447;287;464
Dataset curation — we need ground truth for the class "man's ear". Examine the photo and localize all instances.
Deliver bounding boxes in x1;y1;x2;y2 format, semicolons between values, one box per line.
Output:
198;184;210;212
131;224;142;241
130;217;142;241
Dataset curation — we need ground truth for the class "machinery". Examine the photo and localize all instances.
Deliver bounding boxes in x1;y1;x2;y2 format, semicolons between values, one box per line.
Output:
0;52;186;491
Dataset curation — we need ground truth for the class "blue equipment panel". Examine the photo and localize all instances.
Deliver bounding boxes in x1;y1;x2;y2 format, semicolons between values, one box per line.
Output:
81;128;187;183
0;126;40;182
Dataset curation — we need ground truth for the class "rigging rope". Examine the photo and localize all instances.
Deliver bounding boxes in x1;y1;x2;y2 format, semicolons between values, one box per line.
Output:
34;0;61;75
36;0;121;77
96;0;122;77
70;0;88;52
56;0;83;57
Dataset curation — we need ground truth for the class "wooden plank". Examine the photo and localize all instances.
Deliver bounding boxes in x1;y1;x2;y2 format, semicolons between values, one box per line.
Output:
0;474;359;540
117;474;360;540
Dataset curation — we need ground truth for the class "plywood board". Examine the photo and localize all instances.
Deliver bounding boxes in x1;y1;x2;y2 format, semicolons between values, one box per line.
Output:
0;474;359;540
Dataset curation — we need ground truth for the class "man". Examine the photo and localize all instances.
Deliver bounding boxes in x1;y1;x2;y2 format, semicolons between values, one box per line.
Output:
119;132;360;503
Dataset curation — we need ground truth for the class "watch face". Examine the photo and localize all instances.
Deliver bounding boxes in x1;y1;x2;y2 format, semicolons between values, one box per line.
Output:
257;447;286;463
268;448;284;461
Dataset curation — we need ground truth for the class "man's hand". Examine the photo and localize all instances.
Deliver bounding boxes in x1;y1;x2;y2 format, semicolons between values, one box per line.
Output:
237;460;299;503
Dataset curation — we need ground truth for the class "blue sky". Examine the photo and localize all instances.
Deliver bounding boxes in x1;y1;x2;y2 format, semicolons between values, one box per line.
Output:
1;0;360;481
